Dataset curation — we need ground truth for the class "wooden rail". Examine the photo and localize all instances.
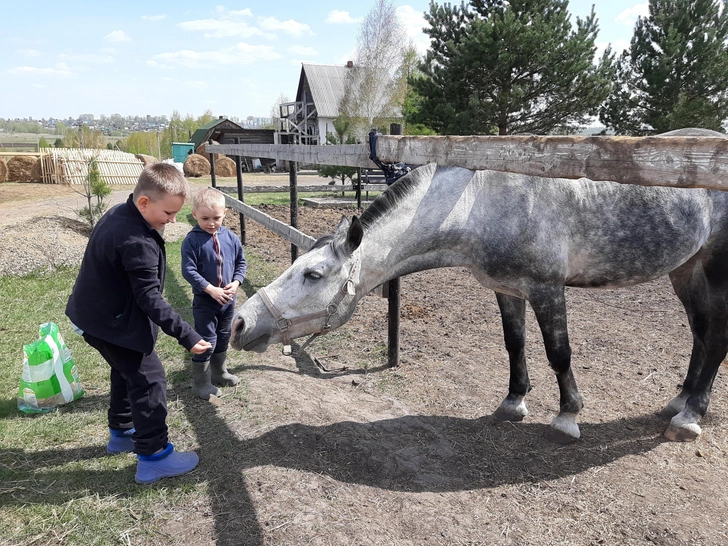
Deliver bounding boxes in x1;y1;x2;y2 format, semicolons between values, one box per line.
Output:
210;134;728;191
220;192;316;251
216;184;388;194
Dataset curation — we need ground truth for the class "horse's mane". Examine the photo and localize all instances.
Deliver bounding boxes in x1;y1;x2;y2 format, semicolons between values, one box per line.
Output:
358;166;427;231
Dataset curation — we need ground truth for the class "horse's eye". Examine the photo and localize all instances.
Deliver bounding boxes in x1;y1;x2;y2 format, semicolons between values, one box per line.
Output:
304;271;322;281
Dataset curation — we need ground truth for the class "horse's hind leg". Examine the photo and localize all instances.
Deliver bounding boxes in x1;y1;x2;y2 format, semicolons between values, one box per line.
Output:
529;286;583;443
493;293;531;421
665;259;728;441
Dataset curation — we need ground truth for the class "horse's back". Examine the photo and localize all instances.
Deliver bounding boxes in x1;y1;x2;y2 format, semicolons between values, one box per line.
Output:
429;166;728;289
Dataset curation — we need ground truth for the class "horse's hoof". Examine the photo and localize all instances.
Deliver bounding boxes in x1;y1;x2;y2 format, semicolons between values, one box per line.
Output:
493;403;527;422
664;422;701;442
546;413;580;444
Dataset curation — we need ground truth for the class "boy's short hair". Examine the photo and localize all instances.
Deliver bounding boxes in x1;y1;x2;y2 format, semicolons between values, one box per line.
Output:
193;188;226;210
133;163;190;202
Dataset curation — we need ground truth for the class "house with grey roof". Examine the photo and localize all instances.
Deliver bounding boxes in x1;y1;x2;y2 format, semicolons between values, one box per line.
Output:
278;63;353;145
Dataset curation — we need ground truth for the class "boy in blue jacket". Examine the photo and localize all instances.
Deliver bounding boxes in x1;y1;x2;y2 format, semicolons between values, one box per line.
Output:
181;188;246;399
66;163;212;484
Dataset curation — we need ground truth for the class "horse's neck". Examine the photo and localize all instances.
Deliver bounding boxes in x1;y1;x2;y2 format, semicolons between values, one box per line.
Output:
358;171;473;290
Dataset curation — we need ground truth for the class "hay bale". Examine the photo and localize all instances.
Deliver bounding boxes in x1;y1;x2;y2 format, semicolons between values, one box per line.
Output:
0;159;7;182
30;159;43;182
196;140;224;162
214;156;237;177
183;154;210;177
7;156;38;182
136;154;158;167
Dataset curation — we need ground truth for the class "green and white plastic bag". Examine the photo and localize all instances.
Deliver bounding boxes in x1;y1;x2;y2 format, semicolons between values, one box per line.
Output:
17;322;84;414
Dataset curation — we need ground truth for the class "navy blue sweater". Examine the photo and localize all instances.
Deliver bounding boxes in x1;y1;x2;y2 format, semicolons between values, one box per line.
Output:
181;225;246;296
66;195;202;355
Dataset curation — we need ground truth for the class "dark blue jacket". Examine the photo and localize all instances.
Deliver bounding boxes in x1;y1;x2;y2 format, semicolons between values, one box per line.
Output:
66;195;202;355
181;225;246;296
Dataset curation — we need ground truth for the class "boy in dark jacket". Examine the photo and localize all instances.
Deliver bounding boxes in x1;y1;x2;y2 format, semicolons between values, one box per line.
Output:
181;188;246;399
66;163;212;484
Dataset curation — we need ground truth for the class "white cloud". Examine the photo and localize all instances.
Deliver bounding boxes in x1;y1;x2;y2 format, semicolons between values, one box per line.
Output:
8;65;73;77
616;3;649;26
17;48;41;57
178;18;264;39
104;30;131;43
325;10;362;24
142;14;166;21
258;16;313;37
288;45;317;56
148;43;280;69
59;53;114;64
397;5;429;54
213;7;253;18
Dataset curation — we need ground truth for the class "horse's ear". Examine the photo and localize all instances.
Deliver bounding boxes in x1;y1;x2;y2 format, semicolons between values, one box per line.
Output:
346;216;363;254
334;215;351;236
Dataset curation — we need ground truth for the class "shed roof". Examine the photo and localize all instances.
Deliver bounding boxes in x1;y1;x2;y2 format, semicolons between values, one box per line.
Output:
189;118;246;149
297;64;351;119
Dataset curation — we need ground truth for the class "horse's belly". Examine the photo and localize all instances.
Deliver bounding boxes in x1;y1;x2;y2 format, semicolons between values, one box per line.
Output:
564;251;695;288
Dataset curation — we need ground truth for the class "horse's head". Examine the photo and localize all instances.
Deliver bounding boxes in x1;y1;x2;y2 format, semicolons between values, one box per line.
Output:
231;215;364;354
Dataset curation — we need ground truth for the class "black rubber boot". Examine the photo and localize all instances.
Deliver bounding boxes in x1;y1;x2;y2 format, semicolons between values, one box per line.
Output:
192;361;222;400
210;351;240;386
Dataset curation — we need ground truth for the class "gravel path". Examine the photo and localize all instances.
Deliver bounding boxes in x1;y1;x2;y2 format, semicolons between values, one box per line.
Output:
0;189;192;277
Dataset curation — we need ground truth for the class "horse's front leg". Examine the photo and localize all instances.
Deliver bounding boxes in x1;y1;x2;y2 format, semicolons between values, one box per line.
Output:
529;286;583;443
493;293;531;421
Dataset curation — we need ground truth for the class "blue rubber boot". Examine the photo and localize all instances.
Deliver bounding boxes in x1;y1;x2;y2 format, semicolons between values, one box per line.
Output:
135;443;199;485
107;428;135;454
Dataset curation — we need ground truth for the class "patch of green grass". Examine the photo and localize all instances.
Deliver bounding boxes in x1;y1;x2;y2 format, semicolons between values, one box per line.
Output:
0;201;271;545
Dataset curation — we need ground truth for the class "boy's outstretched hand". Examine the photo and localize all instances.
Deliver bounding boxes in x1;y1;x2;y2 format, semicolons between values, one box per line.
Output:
190;340;213;354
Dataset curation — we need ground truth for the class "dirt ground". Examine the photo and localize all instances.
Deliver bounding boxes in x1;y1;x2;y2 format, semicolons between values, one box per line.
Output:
5;180;728;545
213;206;728;546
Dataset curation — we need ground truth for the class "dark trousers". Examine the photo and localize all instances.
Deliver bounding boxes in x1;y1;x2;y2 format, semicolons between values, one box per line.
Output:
191;294;236;362
83;333;168;455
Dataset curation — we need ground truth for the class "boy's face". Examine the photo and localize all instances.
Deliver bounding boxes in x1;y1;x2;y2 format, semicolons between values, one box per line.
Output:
192;204;226;235
136;193;186;231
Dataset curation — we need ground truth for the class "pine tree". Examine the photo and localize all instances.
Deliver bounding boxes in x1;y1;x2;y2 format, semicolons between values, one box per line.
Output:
409;0;614;135
600;0;728;135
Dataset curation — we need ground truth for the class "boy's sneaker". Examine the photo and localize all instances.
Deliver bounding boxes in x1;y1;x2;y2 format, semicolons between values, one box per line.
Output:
107;428;135;454
135;443;199;484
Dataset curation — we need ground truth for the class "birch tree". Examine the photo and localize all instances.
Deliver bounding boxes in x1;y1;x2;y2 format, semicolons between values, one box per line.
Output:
340;0;407;136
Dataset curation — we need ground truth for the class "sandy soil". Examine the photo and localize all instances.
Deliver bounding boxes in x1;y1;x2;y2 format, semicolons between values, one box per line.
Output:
4;180;728;545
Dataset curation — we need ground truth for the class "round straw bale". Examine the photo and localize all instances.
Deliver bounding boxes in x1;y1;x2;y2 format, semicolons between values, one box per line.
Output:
136;154;158;167
183;154;211;177
30;159;43;182
0;159;7;182
7;156;38;182
214;156;237;177
196;140;224;162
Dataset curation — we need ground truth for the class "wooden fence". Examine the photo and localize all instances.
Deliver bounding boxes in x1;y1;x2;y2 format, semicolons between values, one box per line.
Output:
211;134;728;190
40;148;144;185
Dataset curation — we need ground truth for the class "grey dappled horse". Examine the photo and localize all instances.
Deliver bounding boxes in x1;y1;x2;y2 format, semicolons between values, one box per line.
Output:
231;132;728;443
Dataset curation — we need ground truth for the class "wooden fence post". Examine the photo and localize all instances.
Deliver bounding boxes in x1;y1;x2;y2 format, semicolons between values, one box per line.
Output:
234;137;246;245
208;139;217;188
386;122;403;367
289;161;299;263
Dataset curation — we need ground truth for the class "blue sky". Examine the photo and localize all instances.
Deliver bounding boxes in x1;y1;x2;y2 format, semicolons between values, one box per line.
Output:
1;1;649;121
